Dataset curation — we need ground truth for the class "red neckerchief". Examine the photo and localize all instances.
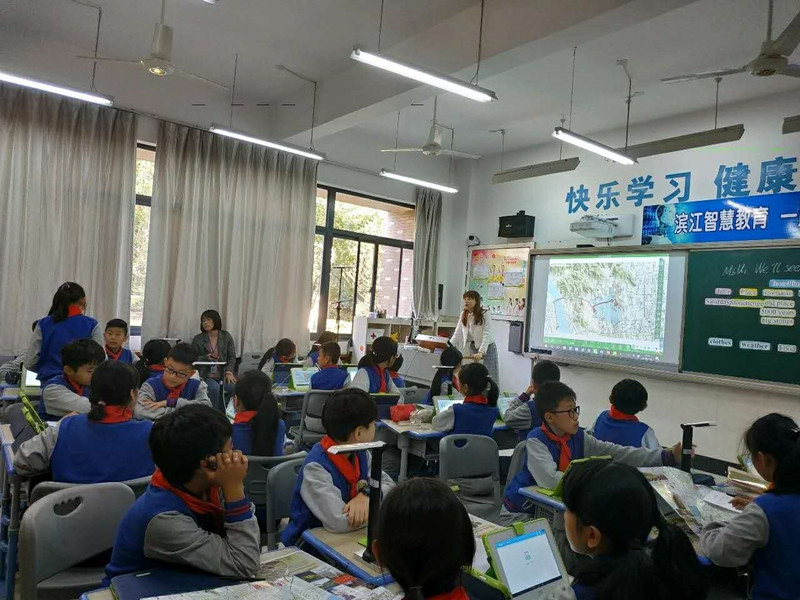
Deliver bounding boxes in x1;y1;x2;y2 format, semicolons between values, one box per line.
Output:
234;410;257;424
463;394;488;405
424;587;469;600
67;305;83;317
163;375;188;400
374;366;387;393
609;406;639;422
389;371;400;379
277;355;293;363
540;424;572;472
98;406;133;424
150;364;166;372
321;435;361;499
65;374;85;396
105;345;123;360
151;469;224;533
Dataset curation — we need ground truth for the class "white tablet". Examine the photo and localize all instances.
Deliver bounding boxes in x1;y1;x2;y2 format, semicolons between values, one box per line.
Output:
433;396;463;414
290;367;317;390
485;520;570;600
21;366;40;391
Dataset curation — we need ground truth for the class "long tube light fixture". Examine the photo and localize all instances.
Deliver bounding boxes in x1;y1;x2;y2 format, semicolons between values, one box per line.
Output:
617;124;745;159
552;127;636;165
210;125;326;161
380;169;458;193
783;115;800;135
351;46;497;103
493;157;580;184
0;70;112;106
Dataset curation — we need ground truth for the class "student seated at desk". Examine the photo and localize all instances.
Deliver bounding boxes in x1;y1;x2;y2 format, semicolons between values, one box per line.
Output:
39;338;105;420
376;478;475;600
700;414;800;600
231;370;285;456
104;318;134;363
553;461;707;600
310;342;350;390
134;339;172;387
589;379;660;450
135;343;211;420
281;389;395;546
349;336;400;395
504;359;560;440
15;361;154;483
304;331;337;368
389;355;405;388
258;338;297;377
0;321;38;383
424;346;462;405
432;363;499;438
104;405;260;583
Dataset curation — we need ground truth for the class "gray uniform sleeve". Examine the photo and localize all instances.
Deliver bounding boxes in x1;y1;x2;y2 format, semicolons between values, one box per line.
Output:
526;437;564;490
583;433;669;468
432;408;455;432
348;370;370;392
504;396;533;432
506;393;527;413
43;384;91;417
91;324;105;349
173;380;211;409
260;358;275;376
26;324;43;372
134;382;164;420
143;506;260;577
0;355;24;379
641;428;662;451
14;423;60;476
699;502;769;567
300;463;355;533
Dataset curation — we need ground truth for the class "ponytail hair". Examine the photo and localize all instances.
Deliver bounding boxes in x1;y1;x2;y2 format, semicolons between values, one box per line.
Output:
359;336;398;369
431;347;463;396
457;362;498;406
88;361;139;421
258;338;297;371
234;370;280;456
49;282;86;323
377;478;474;600
461;290;485;326
136;339;172;386
745;413;800;494
562;461;707;600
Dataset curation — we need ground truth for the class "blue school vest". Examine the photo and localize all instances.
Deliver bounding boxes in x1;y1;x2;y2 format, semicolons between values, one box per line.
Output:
516;400;543;442
425;374;454;404
281;443;369;547
50;414;154;483
391;374;405;388
591;411;650;448
311;367;349;390
363;366;393;393
36;314;98;382
503;428;585;513
39;376;91;421
231;420;286;456
107;348;134;363
307;350;320;366
145;376;202;403
452;403;499;438
751;493;800;599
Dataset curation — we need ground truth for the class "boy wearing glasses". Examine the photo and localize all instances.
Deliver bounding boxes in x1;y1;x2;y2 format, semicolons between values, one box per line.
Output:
136;343;211;420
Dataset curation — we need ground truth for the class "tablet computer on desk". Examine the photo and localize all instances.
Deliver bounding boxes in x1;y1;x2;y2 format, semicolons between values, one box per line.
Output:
290;367;317;391
433;396;463;414
21;366;41;394
272;363;303;386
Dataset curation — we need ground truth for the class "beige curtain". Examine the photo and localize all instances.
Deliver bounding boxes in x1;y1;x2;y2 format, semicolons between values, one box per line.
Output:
142;121;318;354
0;84;136;354
413;186;442;320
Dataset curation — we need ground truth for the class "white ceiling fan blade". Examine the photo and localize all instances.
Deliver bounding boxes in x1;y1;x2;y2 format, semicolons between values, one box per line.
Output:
781;64;800;77
661;66;747;83
380;148;424;153
76;56;140;65
770;10;800;57
173;67;230;90
440;149;482;159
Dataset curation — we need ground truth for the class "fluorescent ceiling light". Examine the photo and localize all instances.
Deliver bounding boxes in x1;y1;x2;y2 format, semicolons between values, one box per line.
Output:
552;127;636;166
0;70;112;106
351;46;496;103
380;169;458;193
618;124;745;159
210;126;325;161
783;115;800;135
493;157;580;184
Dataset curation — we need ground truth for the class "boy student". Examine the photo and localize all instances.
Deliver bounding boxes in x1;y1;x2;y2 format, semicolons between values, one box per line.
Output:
310;342;350;390
590;379;661;450
39;338;105;420
281;388;395;546
503;359;560;440
135;343;211;420
104;405;260;582
104;319;134;363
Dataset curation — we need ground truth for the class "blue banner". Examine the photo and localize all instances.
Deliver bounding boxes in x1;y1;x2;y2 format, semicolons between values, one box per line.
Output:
641;192;800;245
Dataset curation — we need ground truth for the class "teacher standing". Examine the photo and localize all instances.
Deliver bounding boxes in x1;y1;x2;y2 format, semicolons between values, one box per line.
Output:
449;291;499;385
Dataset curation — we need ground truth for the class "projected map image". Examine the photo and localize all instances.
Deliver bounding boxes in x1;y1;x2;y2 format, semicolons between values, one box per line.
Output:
543;255;669;360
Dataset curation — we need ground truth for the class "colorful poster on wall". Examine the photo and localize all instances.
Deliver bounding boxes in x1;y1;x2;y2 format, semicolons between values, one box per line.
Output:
468;246;530;319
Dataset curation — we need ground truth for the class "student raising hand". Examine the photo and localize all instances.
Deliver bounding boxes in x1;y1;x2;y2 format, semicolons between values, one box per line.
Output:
343;490;369;528
204;450;248;503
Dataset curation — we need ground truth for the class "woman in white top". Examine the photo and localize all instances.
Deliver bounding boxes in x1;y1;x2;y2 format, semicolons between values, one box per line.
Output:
449;291;499;385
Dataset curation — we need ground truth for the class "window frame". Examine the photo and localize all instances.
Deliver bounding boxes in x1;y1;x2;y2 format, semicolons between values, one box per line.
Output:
131;142;156;337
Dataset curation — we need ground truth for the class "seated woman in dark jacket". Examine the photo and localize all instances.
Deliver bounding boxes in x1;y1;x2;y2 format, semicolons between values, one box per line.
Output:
192;309;237;412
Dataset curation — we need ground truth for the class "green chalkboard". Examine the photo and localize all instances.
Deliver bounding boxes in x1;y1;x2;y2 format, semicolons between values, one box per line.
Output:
683;247;800;384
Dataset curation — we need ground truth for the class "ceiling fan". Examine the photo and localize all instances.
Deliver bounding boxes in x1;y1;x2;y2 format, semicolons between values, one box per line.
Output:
76;0;228;90
661;0;800;83
381;97;482;159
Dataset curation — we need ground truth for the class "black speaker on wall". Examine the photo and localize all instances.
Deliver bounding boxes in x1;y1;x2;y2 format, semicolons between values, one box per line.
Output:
437;284;444;311
499;211;535;238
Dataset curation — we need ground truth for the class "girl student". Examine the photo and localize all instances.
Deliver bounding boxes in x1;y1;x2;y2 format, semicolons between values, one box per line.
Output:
700;413;800;599
425;346;463;404
304;331;338;367
376;478;475;600
258;338;297;376
231;370;285;456
134;338;172;387
349;336;400;394
27;282;104;383
449;291;499;383
432;362;499;438
558;460;707;600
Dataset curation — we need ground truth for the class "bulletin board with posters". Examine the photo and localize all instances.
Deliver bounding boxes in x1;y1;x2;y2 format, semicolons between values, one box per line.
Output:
467;245;530;320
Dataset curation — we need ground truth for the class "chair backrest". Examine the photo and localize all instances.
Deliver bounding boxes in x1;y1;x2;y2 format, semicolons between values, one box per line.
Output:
399;386;425;405
238;352;265;375
438;434;500;481
370;393;401;420
300;390;335;437
30;476;153;504
265;458;305;549
19;482;135;598
504;441;527;494
244;452;307;506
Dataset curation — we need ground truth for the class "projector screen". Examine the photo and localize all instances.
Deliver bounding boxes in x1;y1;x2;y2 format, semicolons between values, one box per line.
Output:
529;252;687;368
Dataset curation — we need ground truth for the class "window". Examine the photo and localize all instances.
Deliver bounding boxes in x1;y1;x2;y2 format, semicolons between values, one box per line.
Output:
310;186;415;335
131;144;155;330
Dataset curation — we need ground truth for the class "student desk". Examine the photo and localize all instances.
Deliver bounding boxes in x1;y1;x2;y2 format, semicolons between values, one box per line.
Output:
0;424;22;600
301;527;392;586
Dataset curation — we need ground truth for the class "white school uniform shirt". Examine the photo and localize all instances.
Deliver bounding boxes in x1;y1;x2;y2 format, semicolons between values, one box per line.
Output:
450;309;493;355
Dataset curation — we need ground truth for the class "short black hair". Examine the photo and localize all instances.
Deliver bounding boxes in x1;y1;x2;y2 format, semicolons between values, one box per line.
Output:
150;404;232;485
322;388;377;442
168;342;198;368
534;381;576;417
200;309;223;332
320;341;341;364
391;354;404;371
61;339;105;371
532;359;561;386
610;379;648;415
105;318;129;336
88;361;139;421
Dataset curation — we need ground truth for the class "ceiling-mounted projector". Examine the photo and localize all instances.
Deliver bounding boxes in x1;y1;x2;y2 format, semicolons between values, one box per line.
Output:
570;214;634;239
